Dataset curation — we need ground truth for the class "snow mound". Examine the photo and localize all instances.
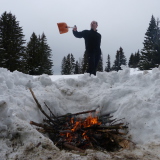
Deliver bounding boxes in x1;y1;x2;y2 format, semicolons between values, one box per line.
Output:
0;67;160;159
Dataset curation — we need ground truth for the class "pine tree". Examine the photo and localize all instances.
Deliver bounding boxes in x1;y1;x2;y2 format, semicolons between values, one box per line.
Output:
65;54;71;75
134;50;140;67
70;53;75;74
61;54;84;75
112;50;120;71
26;32;53;75
112;47;127;71
81;51;88;73
38;33;53;75
97;54;103;72
153;18;160;65
61;56;67;75
128;50;140;68
78;58;83;74
119;47;127;66
105;54;111;72
26;32;40;75
128;53;134;68
74;60;80;74
0;11;26;72
139;15;159;70
61;54;76;75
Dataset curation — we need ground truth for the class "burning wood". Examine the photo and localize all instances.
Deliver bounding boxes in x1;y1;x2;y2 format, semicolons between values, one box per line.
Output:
29;88;131;152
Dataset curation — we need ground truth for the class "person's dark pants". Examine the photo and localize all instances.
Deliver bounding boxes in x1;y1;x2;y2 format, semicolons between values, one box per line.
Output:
86;51;101;76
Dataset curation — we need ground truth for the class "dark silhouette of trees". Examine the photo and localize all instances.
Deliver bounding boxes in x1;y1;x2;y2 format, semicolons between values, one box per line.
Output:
139;15;160;70
26;32;53;75
0;12;26;72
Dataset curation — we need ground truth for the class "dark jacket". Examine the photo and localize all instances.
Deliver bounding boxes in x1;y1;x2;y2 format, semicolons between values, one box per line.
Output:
73;29;101;55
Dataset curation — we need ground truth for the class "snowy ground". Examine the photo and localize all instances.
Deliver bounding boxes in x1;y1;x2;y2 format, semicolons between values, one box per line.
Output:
0;67;160;160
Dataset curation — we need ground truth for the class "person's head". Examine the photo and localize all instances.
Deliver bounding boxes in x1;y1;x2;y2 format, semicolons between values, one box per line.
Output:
90;21;98;30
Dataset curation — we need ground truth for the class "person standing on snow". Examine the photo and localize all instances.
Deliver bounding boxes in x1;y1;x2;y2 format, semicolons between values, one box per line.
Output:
72;21;101;76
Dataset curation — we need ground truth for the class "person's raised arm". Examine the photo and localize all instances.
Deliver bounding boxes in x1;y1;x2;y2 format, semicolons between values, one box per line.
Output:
72;25;84;38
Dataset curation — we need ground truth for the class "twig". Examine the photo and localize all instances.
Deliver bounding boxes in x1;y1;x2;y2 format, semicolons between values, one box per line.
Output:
30;121;56;131
44;102;57;119
29;88;58;126
57;107;99;118
111;118;125;125
63;142;85;153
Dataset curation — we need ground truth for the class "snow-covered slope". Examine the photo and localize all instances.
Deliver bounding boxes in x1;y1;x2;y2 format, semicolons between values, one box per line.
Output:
0;67;160;159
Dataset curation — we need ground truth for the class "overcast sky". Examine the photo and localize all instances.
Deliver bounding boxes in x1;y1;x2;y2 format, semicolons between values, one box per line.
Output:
1;0;160;74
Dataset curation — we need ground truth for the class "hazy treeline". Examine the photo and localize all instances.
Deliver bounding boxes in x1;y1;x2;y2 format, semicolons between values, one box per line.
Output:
0;11;160;75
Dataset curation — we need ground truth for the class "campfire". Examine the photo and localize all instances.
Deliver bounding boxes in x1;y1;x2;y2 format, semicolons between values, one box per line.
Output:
60;114;101;139
29;88;130;152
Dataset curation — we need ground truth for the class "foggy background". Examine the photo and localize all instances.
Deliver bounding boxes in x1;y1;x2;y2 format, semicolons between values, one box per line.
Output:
1;0;160;74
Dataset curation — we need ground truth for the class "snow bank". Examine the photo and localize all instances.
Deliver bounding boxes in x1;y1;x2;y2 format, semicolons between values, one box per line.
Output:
0;67;160;159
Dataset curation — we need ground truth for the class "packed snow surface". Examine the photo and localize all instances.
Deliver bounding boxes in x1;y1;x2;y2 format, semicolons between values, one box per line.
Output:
0;67;160;159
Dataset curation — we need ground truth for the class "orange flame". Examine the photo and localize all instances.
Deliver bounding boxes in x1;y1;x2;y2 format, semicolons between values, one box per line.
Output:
60;114;101;142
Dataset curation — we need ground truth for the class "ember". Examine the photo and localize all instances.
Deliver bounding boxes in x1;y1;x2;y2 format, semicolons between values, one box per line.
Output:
29;88;131;152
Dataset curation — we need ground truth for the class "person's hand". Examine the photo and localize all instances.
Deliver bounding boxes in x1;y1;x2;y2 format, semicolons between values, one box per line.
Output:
73;25;77;31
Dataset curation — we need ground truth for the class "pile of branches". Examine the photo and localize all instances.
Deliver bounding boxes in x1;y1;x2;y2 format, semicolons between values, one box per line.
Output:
29;88;131;152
